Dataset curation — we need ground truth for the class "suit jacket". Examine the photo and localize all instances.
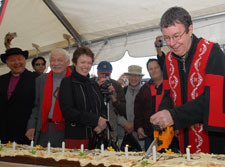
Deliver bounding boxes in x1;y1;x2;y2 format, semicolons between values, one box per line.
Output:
0;69;36;144
26;73;48;145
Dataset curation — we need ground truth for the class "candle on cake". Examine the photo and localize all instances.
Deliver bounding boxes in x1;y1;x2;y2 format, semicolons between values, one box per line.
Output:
186;145;191;161
153;145;157;162
101;144;104;156
13;141;16;151
125;144;128;159
47;142;51;154
81;144;84;153
62;141;65;154
30;140;34;149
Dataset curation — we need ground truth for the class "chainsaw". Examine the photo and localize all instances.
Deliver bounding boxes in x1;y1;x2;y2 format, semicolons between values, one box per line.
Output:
145;125;174;158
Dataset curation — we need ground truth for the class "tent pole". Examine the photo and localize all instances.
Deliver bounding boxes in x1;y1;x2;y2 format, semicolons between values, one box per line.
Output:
43;0;83;45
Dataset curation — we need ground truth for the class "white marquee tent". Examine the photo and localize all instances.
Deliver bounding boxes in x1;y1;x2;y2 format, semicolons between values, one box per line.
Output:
1;0;225;75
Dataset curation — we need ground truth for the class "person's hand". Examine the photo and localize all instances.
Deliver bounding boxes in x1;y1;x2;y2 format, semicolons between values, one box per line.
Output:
100;79;114;94
108;84;118;102
25;128;35;140
4;32;14;49
94;116;107;134
137;127;147;139
94;126;102;134
154;35;164;57
124;122;133;133
97;78;106;86
150;109;174;128
154;36;162;47
98;116;107;129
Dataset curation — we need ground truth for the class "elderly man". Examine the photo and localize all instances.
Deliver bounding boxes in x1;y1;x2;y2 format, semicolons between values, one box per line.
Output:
0;48;36;144
25;48;71;147
150;7;225;154
117;65;144;151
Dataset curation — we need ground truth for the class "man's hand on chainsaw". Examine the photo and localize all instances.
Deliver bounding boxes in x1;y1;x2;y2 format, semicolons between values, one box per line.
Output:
150;109;174;128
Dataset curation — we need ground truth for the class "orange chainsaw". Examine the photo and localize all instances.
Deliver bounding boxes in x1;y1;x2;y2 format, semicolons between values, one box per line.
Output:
145;125;174;158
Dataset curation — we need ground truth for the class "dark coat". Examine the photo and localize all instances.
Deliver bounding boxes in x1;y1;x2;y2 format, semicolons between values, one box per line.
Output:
59;70;106;139
0;69;36;144
134;81;152;136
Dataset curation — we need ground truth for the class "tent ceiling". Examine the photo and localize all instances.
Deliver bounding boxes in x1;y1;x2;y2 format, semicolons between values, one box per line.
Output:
51;0;225;43
1;0;225;66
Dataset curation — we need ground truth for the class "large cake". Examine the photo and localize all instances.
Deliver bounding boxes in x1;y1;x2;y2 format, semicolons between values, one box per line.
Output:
0;143;225;167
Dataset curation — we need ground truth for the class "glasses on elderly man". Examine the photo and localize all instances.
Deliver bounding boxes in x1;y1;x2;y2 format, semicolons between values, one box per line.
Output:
163;30;186;43
35;63;46;66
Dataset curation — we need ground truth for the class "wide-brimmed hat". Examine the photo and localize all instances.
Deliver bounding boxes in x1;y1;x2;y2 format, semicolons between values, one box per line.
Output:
1;48;28;63
97;61;112;73
125;65;144;76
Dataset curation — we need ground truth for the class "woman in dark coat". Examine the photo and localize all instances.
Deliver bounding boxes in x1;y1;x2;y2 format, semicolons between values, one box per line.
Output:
59;46;107;149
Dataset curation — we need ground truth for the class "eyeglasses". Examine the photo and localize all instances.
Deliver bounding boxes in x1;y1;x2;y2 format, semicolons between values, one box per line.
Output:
163;30;186;43
35;63;45;66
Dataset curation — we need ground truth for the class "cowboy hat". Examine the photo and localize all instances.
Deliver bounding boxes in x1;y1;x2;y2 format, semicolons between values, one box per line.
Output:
1;48;28;63
125;65;144;76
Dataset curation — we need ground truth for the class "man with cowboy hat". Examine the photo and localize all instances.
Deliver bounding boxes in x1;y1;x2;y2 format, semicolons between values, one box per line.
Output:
0;47;36;144
117;65;145;151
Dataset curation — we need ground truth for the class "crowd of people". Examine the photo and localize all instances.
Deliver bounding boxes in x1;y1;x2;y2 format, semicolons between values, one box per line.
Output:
0;6;225;154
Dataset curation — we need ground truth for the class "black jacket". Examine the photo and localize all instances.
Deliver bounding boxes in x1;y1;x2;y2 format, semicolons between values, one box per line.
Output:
59;70;106;139
0;69;36;144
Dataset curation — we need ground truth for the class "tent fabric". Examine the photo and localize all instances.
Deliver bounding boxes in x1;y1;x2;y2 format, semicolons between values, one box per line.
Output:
1;0;225;75
0;0;69;53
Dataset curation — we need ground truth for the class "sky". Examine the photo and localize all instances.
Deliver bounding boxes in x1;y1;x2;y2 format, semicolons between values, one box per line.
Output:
90;51;155;80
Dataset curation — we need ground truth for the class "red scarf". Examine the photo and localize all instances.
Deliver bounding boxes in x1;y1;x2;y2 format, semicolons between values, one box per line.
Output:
41;67;71;133
164;39;213;153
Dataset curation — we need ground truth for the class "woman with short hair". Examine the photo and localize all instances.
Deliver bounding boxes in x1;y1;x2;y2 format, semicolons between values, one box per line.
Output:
59;46;107;149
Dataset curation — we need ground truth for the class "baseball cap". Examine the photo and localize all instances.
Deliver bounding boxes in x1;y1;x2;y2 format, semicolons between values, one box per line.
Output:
97;61;112;73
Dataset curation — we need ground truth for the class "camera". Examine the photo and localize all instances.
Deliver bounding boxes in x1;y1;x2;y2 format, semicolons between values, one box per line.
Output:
9;32;17;38
100;78;112;95
99;74;112;103
155;37;166;48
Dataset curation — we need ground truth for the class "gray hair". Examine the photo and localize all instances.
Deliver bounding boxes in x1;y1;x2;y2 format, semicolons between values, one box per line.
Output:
49;48;70;62
160;6;192;33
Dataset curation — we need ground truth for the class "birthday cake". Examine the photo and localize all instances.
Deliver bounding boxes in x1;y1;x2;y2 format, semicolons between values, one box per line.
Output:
0;143;225;167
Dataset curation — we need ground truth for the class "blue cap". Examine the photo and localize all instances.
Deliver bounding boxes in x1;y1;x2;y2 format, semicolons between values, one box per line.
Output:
97;61;112;73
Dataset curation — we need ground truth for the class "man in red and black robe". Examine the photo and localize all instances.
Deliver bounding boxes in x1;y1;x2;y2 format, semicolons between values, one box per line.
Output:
150;7;225;154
